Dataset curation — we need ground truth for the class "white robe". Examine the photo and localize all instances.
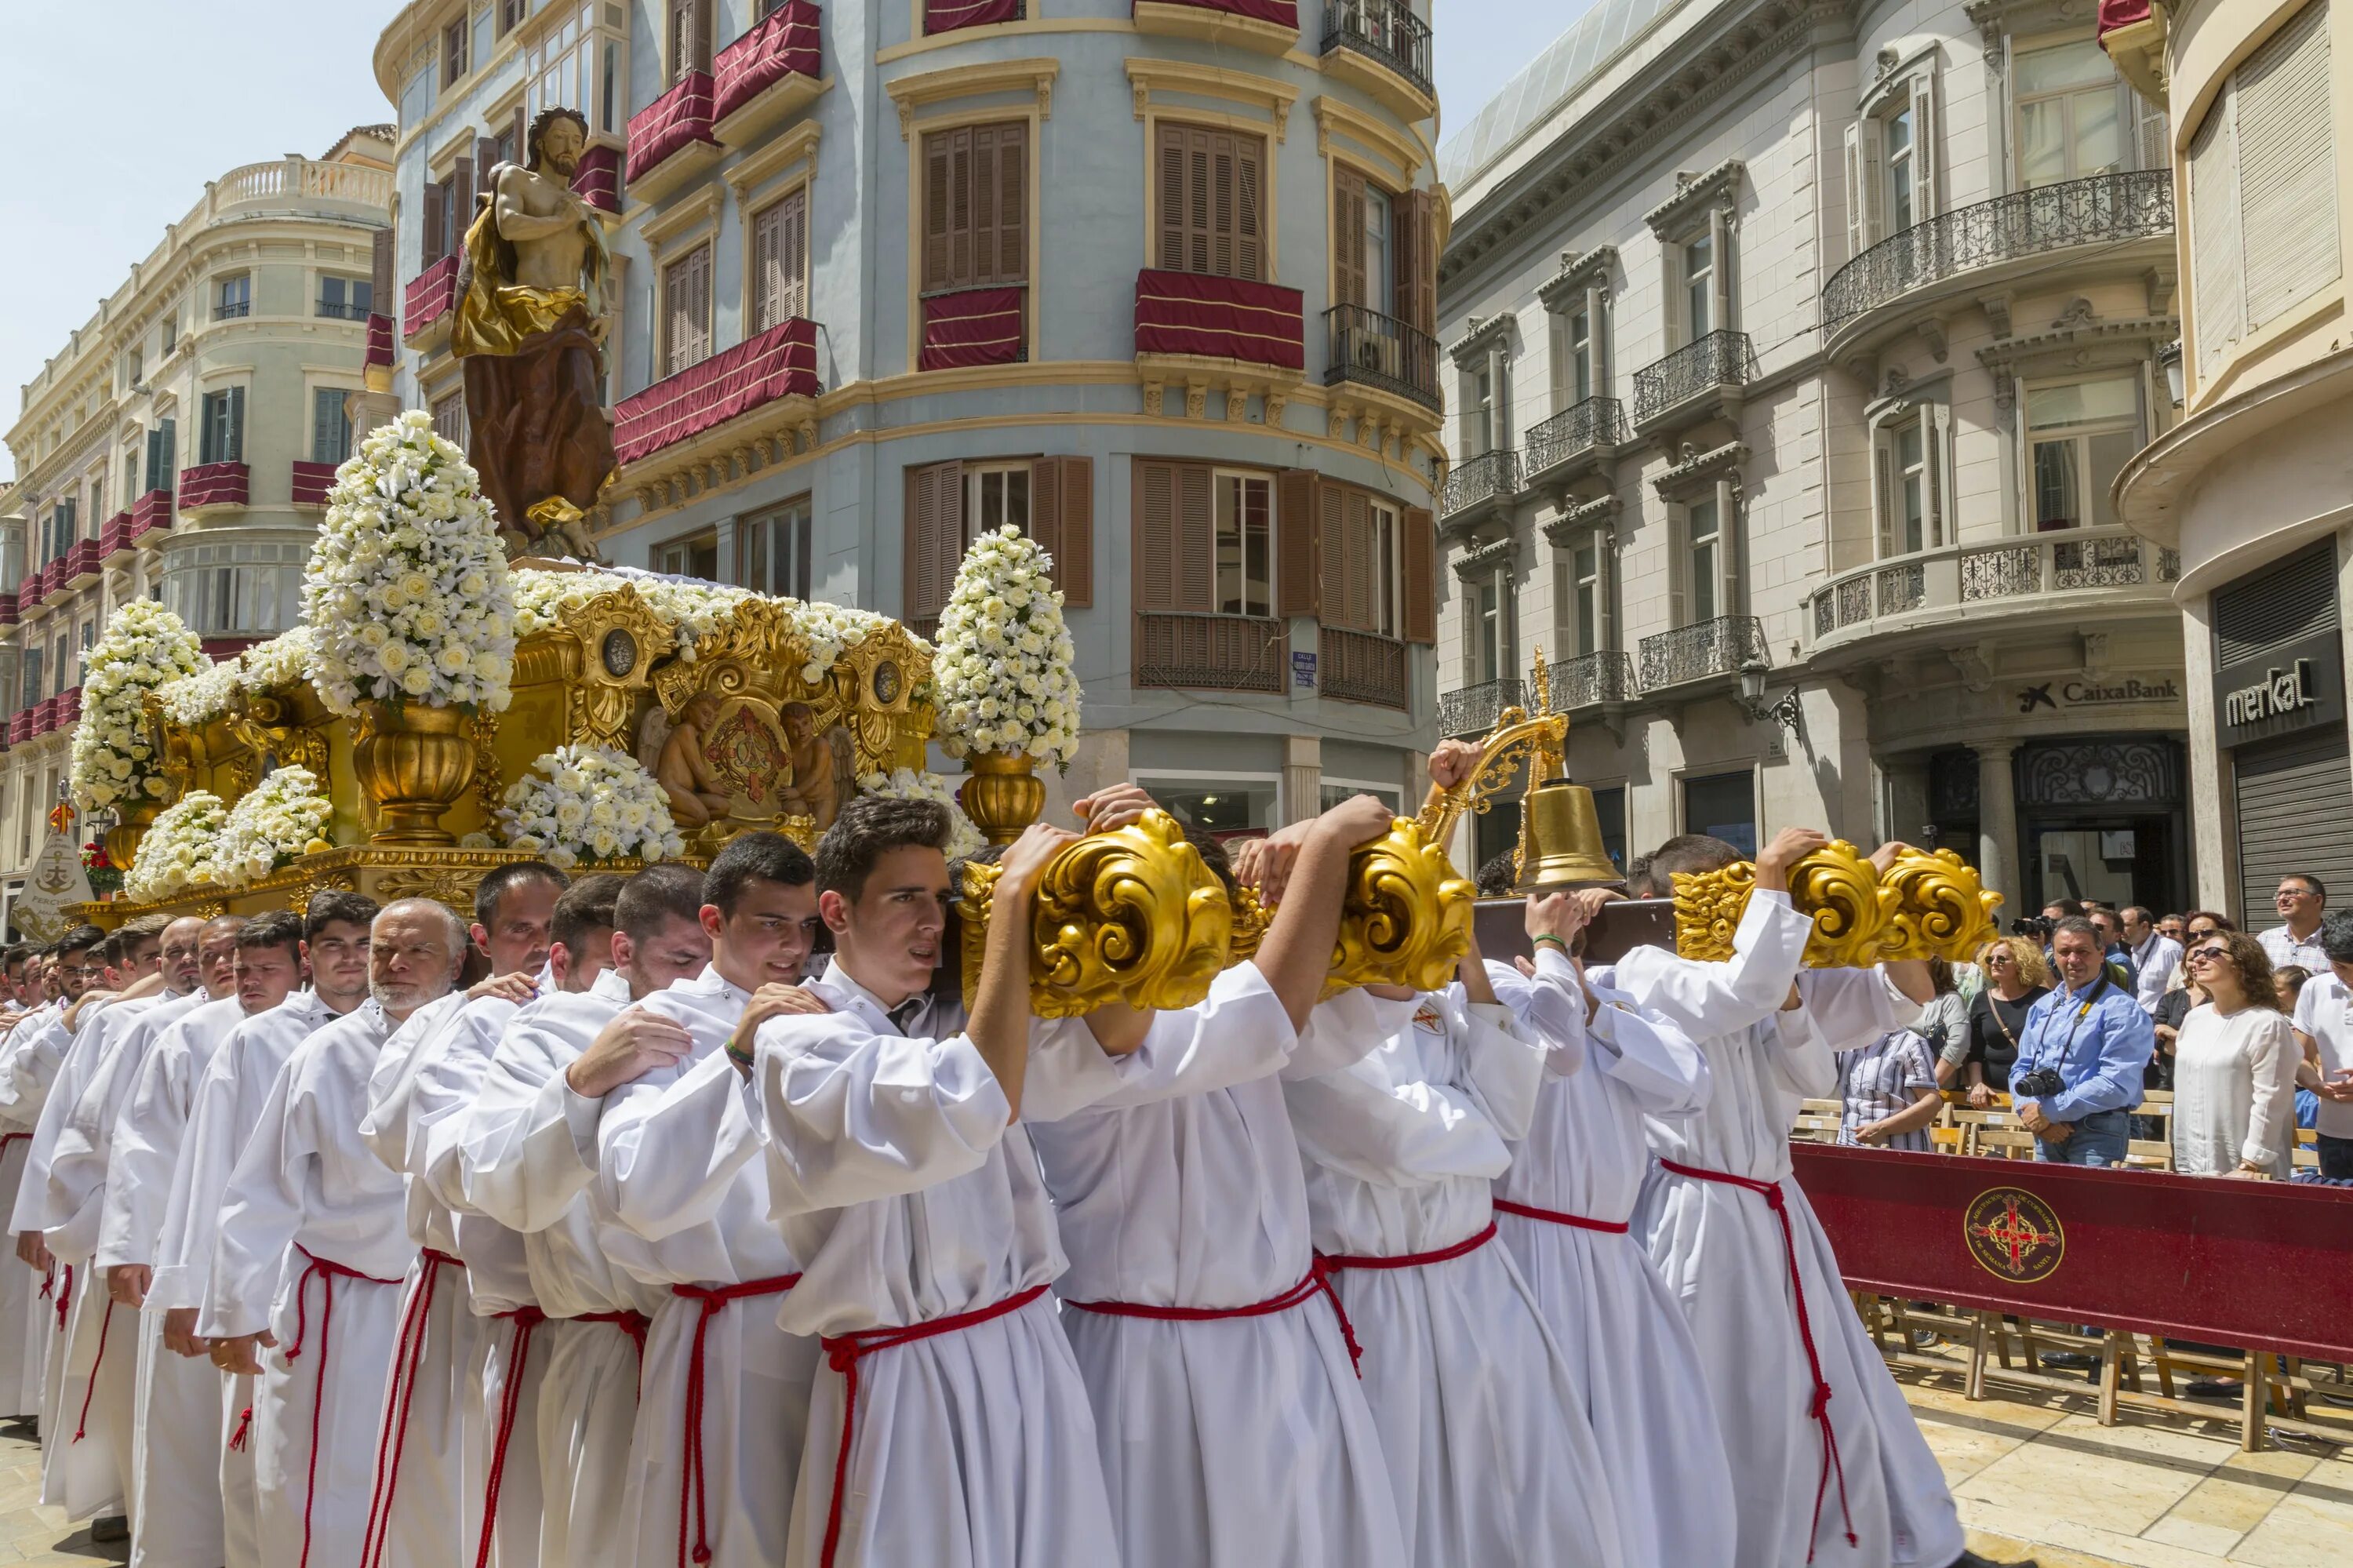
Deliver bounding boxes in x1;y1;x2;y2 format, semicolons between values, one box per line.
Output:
1028;966;1406;1568
595;964;818;1568
1486;953;1737;1568
1609;889;1966;1568
1285;988;1626;1568
751;957;1141;1568
152;991;344;1568
0;999;56;1421
202;999;422;1568
457;967;660;1568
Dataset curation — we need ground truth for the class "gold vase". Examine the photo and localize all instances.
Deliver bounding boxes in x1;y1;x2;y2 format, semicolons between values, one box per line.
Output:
960;751;1046;847
107;797;162;872
354;700;478;847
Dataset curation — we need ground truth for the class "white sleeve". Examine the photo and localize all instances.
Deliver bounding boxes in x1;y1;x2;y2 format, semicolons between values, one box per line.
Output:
1453;995;1549;1144
413;1010;510;1214
1044;962;1302;1114
1282;1015;1512;1188
595;1050;767;1241
457;1031;604;1234
150;1038;248;1311
1796;966;1922;1054
1607;890;1814;1040
1484;951;1590;1080
1762;1006;1838;1101
16;1013;121;1237
41;1024;143;1257
1592;998;1712;1117
0;1015;64;1122
752;1012;1013;1217
1282;988;1420;1082
2243;1017;2301;1171
202;1055;315;1340
358;1000;456;1179
96;1036;187;1269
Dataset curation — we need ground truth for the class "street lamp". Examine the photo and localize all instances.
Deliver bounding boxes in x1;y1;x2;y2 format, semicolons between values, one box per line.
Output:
2159;339;2184;408
1737;653;1803;737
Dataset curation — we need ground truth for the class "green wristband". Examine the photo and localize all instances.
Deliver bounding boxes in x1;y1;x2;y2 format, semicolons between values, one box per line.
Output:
1532;934;1569;952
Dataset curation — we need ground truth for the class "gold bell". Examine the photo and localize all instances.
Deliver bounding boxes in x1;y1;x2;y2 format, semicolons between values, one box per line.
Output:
1514;777;1621;890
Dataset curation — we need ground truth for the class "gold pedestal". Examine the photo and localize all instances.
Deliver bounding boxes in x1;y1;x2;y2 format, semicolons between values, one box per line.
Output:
354;701;478;848
960;751;1045;846
107;799;162;873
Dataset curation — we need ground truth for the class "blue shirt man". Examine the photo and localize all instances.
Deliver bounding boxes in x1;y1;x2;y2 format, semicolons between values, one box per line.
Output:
2011;917;2155;1166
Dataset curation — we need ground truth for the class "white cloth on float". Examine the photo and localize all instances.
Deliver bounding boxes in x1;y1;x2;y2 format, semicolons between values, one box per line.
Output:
750;958;1136;1568
202;999;420;1568
1606;889;1966;1568
1485;951;1737;1568
1028;967;1406;1568
1283;987;1627;1568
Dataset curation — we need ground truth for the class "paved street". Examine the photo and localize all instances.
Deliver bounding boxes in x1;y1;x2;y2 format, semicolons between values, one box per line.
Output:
0;1421;122;1566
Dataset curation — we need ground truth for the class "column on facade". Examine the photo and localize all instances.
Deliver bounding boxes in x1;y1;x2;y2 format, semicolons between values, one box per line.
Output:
1489;340;1513;454
1977;740;2021;914
1282;734;1322;828
1706;202;1732;331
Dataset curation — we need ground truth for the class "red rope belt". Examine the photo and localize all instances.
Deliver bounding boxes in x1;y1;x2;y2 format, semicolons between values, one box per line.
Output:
669;1273;802;1567
475;1306;546;1568
0;1132;27;1158
1493;1198;1631;1234
282;1245;403;1568
227;1404;253;1453
1318;1219;1499;1277
359;1248;462;1568
71;1298;115;1443
43;1261;71;1331
815;1282;1051;1568
1063;1261;1364;1377
578;1308;651;1364
1658;1159;1857;1563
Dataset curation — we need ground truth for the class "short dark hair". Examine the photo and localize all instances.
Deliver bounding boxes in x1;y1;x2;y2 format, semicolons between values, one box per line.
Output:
2044;898;2087;919
2122;905;2155;927
1475;850;1517;899
552;873;625;955
1624;853;1654;898
58;925;105;959
202;915;249;943
2320;912;2353;965
814;797;951;900
306;890;381;941
2050;915;2100;947
616;864;707;942
92;933;122;965
1643;835;1745;888
705;831;817;915
526;105;590;173
2184;908;2237;934
2282;872;2329;902
236;911;306;962
120;913;176;940
475;862;569;932
1182;823;1237;897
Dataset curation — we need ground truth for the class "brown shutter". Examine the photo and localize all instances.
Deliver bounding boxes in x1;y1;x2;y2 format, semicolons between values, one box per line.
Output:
1030;457;1093;608
1157;124;1190;272
423;180;446;264
1276;468;1318;617
779;190;807;320
449;162;475;252
751;200;780;332
1406;187;1438;335
904;460;965;624
1134;459;1177;612
1402;505;1437;644
991;123;1027;285
1333;168;1367;307
371;226;396;303
923;130;956;290
1390;187;1416;323
476;135;500;187
1318;480;1347;624
1235;135;1264;282
512;106;528;163
1175;462;1213;613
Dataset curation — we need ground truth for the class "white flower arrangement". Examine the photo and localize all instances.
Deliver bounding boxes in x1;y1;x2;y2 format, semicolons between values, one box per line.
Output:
70;601;209;813
932;527;1082;766
497;745;686;869
241;624;318;692
153;625;322;732
156;658;240;729
856;768;985;860
122;790;227;903
213;767;334;886
508;568;916;678
304;409;515;715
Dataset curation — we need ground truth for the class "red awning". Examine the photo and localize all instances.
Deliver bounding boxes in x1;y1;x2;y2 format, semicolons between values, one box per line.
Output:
2097;0;2152;40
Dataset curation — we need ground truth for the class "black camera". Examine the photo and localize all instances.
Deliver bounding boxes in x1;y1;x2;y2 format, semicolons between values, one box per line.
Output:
2011;915;2055;940
2013;1067;2066;1101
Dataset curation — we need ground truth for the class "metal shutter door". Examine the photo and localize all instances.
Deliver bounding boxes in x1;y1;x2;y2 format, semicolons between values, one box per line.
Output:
2235;727;2353;920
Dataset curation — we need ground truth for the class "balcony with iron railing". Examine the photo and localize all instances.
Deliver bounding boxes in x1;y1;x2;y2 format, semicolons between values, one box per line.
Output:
1823;169;2174;355
1438;676;1522;737
1318;626;1408;708
1805;525;2183;657
1631;330;1754;435
1321;2;1434;119
1639;614;1767;692
62;539;100;587
1136;612;1287;693
1522;396;1626;489
1134;0;1299;53
1440;449;1520;526
1326;304;1442;415
1547;649;1635;711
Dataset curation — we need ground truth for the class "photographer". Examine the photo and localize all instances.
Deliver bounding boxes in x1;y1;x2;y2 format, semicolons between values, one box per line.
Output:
2009;917;2156;1166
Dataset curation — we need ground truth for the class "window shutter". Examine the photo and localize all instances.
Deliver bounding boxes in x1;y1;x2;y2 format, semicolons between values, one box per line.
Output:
2188;97;2243;377
1842;122;1864;260
970;128;995;284
476;134;501;188
1722;484;1741;613
1175;462;1213;613
424;180;447;263
923;129;958;290
1276;468;1318;617
751;199;780;331
1857;117;1885;248
1157;124;1189;272
987;123;1027;285
2136;94;2171;174
780;190;808;321
753;193;807;331
1406;187;1437;335
1028;457;1093;607
2237;3;2338;330
1135;458;1178;612
1388;184;1416;323
1402;506;1435;645
1318;482;1347;624
313;388;333;463
159;419;176;486
372;227;395;304
1907;71;1937;220
1333;168;1367;307
227;387;245;464
904;460;964;623
450;162;475;249
1235;135;1265;282
1928;403;1951;549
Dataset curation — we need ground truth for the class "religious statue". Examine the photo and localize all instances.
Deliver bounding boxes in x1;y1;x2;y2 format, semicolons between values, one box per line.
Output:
656;693;733;830
454;106;617;562
777;701;841;831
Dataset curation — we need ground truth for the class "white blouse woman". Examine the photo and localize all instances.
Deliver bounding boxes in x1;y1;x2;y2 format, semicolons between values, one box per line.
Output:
2171;933;2300;1179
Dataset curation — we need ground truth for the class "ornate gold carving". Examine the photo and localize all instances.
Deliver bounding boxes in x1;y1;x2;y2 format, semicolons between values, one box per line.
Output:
352;701;478;848
961;751;1045;847
1229;883;1271;963
374;865;485;919
1787;842;1899;968
1670;842;2004;966
1322;817;1476;1001
1877;849;2003;962
546;582;676;750
471;710;505;821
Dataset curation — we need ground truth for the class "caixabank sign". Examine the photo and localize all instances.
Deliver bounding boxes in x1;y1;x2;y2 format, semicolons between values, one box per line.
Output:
2214;630;2344;749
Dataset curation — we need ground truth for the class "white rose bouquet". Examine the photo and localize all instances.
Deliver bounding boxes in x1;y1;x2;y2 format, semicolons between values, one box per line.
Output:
122;790;227;903
932;527;1082;766
497;745;685;868
304;409;515;716
214;767;334;886
856;768;985;860
70;601;208;813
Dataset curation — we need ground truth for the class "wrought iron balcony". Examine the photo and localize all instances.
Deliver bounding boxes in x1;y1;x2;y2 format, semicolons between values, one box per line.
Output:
1322;2;1433;109
1326;304;1441;413
1638;614;1766;690
1523;396;1626;485
1318;627;1407;708
1136;612;1286;693
1824;169;2173;336
1547;650;1635;709
1806;526;2183;650
1441;450;1520;520
1631;329;1754;431
1438;677;1523;737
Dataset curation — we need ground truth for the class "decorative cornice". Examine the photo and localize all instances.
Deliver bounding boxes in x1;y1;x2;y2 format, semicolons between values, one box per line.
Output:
1536;246;1617;312
724;119;822;198
1129;58;1297;142
889;57;1058;140
1653;439;1750;497
1974;312;2178;376
1448;312;1515;369
1312;95;1417;179
1644;158;1745;237
1541;492;1620;544
1453;535;1518;578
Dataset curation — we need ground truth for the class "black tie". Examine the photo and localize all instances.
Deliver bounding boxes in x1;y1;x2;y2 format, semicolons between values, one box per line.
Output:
887;997;925;1035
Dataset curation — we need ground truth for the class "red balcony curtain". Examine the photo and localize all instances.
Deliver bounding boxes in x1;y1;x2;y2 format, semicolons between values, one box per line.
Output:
572;144;624;213
926;0;1019;35
920;288;1024;371
625;71;718;184
1134;270;1304;370
403;254;460;336
714;1;821;123
612;317;818;464
2097;0;2152;38
365;313;396;368
1140;0;1297;23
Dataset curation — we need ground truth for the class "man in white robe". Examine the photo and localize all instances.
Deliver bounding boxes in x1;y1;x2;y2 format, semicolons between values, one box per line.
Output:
1606;829;2009;1568
202;899;467;1568
591;835;829;1568
155;891;379;1568
456;864;709;1568
1028;789;1409;1568
358;862;562;1568
749;799;1173;1568
2;943;93;1437
0;948;62;1423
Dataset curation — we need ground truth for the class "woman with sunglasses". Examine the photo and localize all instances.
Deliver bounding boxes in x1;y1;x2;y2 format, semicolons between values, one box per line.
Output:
2171;931;2300;1178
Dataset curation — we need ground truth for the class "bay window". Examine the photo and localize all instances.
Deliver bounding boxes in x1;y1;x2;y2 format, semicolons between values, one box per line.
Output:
2026;376;2141;531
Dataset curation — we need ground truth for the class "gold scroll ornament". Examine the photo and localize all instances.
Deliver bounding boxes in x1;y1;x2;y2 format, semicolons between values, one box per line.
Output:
1669;843;2002;966
1322;816;1478;1000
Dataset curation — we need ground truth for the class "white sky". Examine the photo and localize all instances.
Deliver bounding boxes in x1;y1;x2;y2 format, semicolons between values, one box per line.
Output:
0;0;1597;483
